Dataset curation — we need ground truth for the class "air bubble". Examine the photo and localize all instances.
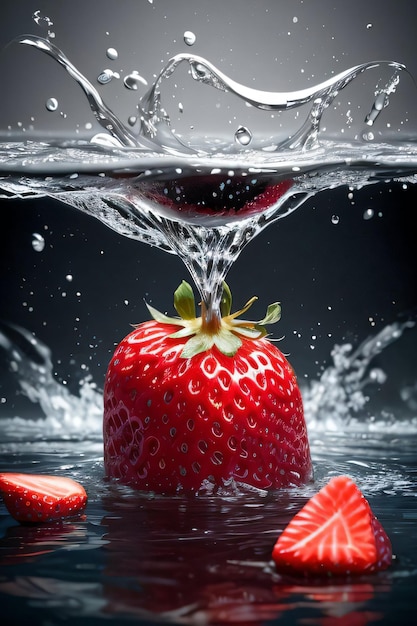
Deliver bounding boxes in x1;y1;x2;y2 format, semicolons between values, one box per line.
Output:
183;31;196;46
32;233;45;252
106;47;118;60
45;98;58;112
234;125;252;146
124;72;148;90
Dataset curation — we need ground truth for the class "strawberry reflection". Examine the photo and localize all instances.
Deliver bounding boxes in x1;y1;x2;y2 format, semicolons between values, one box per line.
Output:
99;488;391;625
0;518;87;564
0;517;107;615
278;582;388;626
100;487;291;623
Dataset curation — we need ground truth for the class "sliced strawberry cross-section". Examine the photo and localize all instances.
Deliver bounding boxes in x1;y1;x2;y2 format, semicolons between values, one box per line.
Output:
0;473;88;524
272;475;392;576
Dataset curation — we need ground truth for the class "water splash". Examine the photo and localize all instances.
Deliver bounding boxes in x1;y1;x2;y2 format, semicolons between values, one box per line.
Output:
1;31;417;341
11;35;409;154
1;319;416;443
138;53;407;153
303;318;417;432
14;35;139;148
0;322;102;441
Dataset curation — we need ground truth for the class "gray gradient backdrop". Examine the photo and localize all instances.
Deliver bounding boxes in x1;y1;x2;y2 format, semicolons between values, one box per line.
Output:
1;0;416;417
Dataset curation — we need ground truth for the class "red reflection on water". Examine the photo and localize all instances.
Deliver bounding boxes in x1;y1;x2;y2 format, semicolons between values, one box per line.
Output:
99;489;391;625
0;518;87;564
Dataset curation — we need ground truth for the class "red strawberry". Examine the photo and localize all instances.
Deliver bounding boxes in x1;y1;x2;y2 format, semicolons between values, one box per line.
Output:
139;174;294;222
103;281;312;493
272;475;392;576
0;473;87;523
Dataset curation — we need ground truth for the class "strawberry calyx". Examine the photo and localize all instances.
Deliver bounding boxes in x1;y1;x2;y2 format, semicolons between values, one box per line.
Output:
144;280;281;358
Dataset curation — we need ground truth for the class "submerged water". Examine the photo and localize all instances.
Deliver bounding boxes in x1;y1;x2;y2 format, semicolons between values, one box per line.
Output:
1;16;417;625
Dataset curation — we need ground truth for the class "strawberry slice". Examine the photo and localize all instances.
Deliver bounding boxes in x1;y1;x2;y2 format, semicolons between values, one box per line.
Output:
0;473;87;524
272;475;392;576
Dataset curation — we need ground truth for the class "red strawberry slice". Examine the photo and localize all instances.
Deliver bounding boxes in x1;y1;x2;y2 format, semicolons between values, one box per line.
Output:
272;475;392;575
0;473;87;524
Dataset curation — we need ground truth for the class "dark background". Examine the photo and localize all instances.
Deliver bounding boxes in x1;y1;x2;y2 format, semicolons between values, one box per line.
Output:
1;0;416;416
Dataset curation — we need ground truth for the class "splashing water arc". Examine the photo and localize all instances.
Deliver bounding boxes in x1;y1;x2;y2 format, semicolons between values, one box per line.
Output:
0;33;417;323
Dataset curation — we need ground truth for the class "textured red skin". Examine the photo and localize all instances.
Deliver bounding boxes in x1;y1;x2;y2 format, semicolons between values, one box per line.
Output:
103;320;313;493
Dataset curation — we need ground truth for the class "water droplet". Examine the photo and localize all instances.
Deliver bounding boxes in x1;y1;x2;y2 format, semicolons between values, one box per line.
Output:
183;31;196;46
366;23;373;29
362;130;374;141
32;233;45;252
369;368;387;383
234;125;252;146
33;10;53;26
124;72;148;90
32;11;54;38
106;47;118;60
293;16;299;23
45;98;58;112
98;69;114;85
65;274;73;282
363;208;374;220
178;102;184;113
128;116;137;126
331;215;340;225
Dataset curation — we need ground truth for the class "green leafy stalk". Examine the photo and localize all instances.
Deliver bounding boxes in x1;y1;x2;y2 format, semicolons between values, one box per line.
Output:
145;281;282;358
